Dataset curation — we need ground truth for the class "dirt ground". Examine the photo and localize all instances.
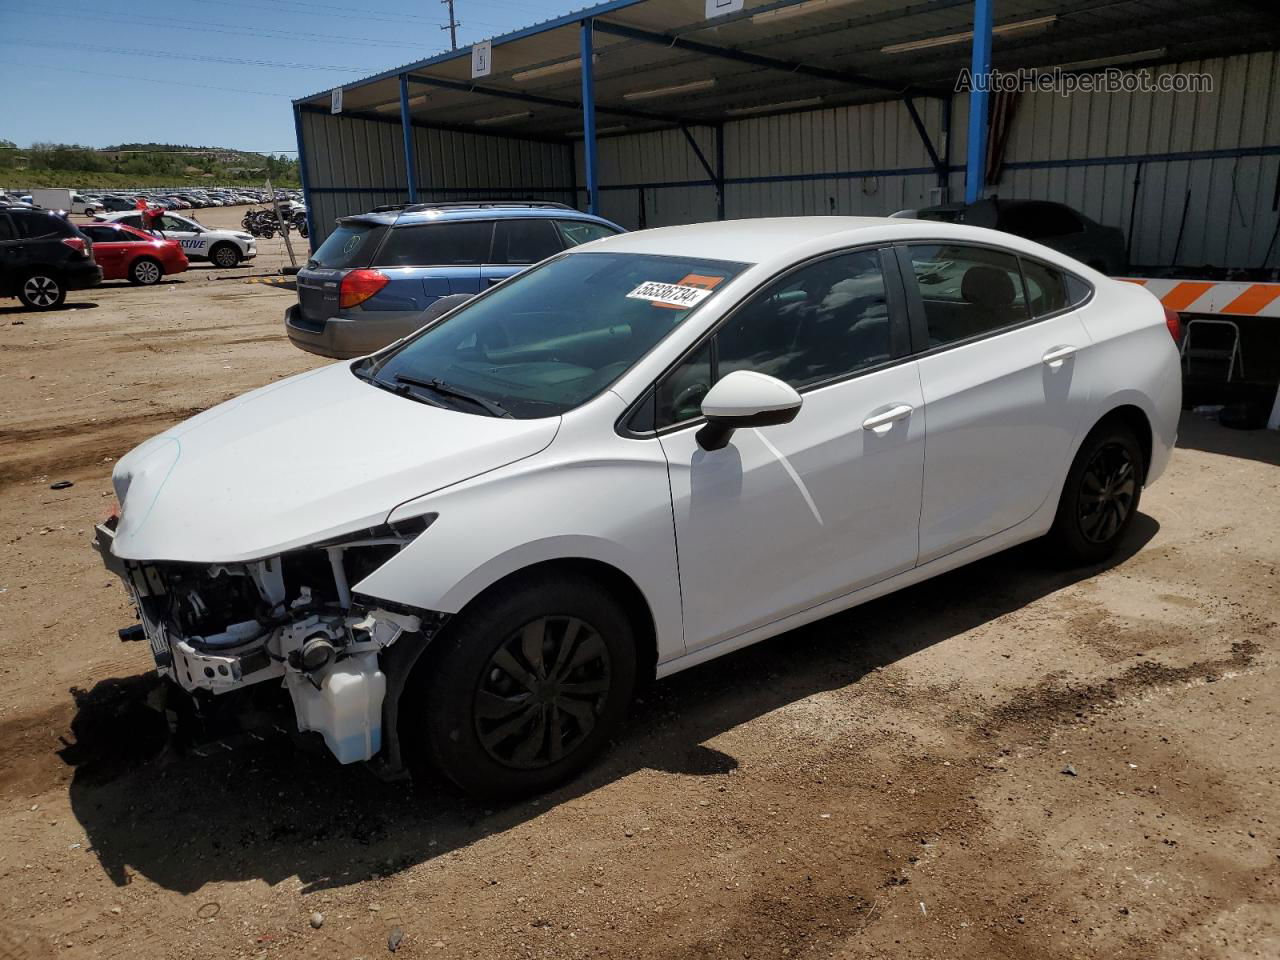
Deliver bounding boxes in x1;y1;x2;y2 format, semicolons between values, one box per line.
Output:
0;206;1278;959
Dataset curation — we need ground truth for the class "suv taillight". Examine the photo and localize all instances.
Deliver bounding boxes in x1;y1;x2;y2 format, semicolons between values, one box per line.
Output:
339;269;389;309
1163;306;1182;343
61;236;86;256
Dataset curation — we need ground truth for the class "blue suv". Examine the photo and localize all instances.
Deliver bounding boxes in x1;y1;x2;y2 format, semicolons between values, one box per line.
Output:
285;200;623;358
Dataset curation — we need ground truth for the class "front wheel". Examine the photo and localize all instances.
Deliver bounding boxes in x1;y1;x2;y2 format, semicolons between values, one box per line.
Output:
1045;420;1145;566
210;243;241;268
408;574;637;797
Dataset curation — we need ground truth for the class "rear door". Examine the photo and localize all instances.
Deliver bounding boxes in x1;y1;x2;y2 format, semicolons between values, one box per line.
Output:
373;220;492;302
899;242;1095;563
481;218;564;288
0;212;27;285
81;225;127;277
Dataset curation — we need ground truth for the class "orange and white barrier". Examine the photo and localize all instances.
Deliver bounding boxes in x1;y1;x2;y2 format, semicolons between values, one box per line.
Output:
1119;277;1280;318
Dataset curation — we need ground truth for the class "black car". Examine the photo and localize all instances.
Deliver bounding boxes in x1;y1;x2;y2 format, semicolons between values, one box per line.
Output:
0;205;102;309
100;195;142;212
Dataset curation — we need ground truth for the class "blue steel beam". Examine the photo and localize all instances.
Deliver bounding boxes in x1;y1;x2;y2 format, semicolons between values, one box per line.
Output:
964;0;994;204
291;104;318;251
399;74;419;203
581;19;599;215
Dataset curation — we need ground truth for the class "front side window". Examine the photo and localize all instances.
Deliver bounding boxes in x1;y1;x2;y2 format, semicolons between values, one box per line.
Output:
491;218;562;264
364;252;747;419
376;221;493;267
907;244;1029;348
655;249;894;427
556;219;619;247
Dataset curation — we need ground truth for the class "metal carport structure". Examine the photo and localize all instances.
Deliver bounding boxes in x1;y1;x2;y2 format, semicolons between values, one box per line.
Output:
293;0;1280;270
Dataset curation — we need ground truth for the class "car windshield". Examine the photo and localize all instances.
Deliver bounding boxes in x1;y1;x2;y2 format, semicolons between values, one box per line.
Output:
360;251;748;418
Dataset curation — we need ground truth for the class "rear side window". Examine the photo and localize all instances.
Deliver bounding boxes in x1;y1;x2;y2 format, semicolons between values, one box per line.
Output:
83;225;129;242
116;214;143;229
491;219;562;265
1018;258;1069;316
14;211;71;239
556;219;618;247
907;244;1029;348
998;202;1084;239
310;222;387;270
377;221;493;267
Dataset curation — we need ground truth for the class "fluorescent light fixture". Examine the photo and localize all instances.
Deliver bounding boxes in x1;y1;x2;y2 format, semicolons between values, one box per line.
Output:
474;110;533;125
1051;48;1167;72
374;95;427;113
623;77;716;101
726;96;823;116
751;0;864;25
512;55;597;82
570;124;628;136
880;15;1057;55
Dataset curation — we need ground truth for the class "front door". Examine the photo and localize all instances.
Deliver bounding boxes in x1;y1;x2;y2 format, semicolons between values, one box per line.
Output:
656;247;925;653
899;243;1094;563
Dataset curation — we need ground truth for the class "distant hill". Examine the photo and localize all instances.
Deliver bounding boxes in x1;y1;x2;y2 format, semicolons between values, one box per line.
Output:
0;140;299;188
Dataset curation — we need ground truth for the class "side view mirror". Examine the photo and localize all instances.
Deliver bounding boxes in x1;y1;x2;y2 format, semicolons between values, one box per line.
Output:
696;370;802;451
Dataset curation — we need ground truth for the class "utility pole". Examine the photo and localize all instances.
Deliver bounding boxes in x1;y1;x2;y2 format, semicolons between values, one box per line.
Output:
441;0;459;50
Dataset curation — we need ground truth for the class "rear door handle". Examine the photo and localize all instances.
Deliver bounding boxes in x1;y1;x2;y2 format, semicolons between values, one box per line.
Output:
862;403;914;432
1042;345;1077;366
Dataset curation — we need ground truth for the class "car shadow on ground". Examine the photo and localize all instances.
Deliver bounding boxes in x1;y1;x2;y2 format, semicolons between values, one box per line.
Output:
0;301;99;316
61;516;1158;894
1175;409;1280;466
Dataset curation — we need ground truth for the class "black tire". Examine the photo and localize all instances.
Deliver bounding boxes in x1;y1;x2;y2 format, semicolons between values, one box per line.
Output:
210;243;241;268
407;573;637;797
18;272;66;310
128;256;163;286
1045;419;1145;566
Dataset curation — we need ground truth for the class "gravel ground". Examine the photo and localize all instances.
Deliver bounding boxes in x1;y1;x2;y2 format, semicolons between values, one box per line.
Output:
0;207;1277;959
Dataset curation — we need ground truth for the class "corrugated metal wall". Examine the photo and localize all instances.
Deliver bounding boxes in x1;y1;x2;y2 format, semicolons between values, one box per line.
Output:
952;51;1280;269
303;49;1280;269
299;109;573;244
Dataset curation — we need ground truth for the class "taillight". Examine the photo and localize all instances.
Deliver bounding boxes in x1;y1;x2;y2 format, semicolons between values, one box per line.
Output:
339;269;389;309
61;236;86;255
1163;306;1182;342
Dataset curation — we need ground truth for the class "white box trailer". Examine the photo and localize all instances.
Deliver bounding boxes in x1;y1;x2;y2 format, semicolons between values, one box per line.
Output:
30;188;101;215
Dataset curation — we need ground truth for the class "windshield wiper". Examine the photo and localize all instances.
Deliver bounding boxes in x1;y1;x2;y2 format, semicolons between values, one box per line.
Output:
352;366;449;408
393;374;512;418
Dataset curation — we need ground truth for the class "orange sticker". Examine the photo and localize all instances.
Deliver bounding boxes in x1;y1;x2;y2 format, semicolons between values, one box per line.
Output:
649;273;726;309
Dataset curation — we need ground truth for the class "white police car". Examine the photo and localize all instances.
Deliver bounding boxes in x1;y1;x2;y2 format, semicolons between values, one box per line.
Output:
96;211;256;268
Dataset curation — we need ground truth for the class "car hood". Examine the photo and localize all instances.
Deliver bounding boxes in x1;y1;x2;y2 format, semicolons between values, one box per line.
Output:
109;363;560;563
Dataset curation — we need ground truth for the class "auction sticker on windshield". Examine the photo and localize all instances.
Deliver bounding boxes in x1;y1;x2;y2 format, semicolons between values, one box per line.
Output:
627;280;715;309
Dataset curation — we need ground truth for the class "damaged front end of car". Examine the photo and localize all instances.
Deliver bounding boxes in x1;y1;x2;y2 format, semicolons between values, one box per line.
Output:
92;513;444;768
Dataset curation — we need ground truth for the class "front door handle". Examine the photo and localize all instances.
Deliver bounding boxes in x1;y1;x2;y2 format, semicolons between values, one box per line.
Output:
1042;345;1078;366
862;403;914;433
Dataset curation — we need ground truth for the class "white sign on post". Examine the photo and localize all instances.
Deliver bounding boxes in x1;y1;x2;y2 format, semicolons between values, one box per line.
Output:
472;41;492;79
330;87;343;114
705;0;743;18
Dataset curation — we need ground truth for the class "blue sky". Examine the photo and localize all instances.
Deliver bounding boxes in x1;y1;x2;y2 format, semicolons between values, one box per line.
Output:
0;0;571;152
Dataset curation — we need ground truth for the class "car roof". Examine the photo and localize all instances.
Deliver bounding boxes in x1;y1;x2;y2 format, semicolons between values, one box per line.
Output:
579;216;1091;271
342;201;615;228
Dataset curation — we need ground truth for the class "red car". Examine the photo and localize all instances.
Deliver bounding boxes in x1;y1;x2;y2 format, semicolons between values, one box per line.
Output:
79;222;189;285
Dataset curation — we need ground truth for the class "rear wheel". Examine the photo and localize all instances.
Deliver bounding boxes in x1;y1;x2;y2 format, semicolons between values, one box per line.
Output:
128;257;163;285
1045;420;1144;565
18;272;65;310
408;574;637;797
210;243;240;268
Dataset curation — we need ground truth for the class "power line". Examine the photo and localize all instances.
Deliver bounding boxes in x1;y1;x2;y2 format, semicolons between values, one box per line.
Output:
4;59;298;98
16;8;441;49
0;39;378;72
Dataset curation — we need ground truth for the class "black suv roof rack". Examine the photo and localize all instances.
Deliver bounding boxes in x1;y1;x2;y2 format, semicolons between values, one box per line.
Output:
369;199;573;214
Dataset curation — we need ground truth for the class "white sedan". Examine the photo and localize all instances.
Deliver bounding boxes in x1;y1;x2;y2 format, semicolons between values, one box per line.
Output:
96;210;256;267
93;217;1180;795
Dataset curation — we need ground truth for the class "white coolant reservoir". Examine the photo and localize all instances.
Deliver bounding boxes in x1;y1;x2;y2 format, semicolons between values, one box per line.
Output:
287;652;386;764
